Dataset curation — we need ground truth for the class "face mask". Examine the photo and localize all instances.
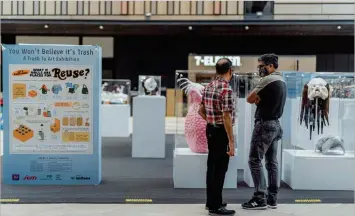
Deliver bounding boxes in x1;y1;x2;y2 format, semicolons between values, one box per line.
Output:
259;67;268;77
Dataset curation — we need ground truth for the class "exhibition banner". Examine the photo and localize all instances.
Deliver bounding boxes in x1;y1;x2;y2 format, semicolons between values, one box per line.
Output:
2;44;102;185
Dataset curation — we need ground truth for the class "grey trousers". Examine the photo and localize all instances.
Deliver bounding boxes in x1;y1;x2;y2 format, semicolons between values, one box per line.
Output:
248;119;283;201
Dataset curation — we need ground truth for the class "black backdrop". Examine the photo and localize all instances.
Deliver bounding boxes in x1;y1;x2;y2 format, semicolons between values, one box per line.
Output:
1;34;354;89
114;35;354;88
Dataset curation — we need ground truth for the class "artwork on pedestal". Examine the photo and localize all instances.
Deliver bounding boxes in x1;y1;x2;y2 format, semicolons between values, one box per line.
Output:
177;77;208;153
300;78;330;140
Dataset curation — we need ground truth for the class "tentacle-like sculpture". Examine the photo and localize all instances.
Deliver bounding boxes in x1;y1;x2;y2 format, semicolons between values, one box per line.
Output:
300;78;330;140
177;77;208;153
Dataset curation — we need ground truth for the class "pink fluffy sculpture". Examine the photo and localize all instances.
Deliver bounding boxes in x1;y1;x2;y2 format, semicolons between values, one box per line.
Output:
178;78;208;153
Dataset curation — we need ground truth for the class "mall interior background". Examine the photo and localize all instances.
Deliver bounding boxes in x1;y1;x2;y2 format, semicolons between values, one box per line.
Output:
0;0;355;204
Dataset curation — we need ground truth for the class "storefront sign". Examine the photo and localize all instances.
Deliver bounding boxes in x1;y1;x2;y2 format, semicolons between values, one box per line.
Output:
194;56;241;67
2;44;102;185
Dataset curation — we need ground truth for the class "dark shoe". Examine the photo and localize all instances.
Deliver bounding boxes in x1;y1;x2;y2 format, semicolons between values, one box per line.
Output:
241;197;267;210
267;200;277;209
267;194;278;209
209;207;235;215
206;201;227;210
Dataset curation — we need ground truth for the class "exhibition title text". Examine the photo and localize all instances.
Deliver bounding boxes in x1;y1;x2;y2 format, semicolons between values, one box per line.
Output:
8;47;94;56
28;68;91;80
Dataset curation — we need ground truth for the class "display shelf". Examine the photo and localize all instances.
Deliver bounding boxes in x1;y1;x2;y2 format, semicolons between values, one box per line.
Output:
173;148;238;189
282;149;354;190
138;75;161;96
102;79;131;105
101;104;130;137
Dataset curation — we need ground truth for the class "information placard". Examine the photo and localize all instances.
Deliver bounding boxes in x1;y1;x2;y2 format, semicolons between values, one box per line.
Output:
2;44;102;185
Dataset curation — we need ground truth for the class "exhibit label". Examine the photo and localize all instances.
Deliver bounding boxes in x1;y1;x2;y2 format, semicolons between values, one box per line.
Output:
2;44;102;185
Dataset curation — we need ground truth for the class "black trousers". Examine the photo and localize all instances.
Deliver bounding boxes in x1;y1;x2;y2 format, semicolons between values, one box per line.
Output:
206;124;230;210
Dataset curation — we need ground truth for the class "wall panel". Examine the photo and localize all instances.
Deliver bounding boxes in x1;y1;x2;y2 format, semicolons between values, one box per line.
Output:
83;37;114;58
16;36;79;45
0;1;352;20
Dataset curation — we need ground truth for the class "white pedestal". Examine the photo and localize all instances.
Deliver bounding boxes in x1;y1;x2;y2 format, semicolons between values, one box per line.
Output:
132;96;166;158
101;104;130;137
236;98;245;170
283;149;355;190
173;148;238;188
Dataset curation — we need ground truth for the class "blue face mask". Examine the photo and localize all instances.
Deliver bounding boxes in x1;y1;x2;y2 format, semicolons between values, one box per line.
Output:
259;67;269;77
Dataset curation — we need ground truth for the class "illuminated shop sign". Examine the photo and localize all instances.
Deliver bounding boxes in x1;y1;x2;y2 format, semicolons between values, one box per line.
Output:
194;56;241;67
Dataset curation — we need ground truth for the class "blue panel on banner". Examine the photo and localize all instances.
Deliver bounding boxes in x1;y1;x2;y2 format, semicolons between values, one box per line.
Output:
2;44;102;185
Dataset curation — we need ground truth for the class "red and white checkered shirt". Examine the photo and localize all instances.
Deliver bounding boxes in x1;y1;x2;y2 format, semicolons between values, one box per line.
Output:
201;77;235;125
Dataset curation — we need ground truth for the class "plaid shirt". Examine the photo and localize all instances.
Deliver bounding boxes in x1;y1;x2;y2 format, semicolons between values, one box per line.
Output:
201;77;235;125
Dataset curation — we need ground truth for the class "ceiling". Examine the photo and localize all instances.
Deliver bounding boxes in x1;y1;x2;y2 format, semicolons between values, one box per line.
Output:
1;19;353;36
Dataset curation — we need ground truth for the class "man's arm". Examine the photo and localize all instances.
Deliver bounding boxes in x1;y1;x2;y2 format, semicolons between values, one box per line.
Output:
221;87;235;156
198;104;207;120
222;111;234;144
247;77;268;104
247;91;260;104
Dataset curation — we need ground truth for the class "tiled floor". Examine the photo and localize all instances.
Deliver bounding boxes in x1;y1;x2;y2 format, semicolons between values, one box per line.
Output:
1;204;354;216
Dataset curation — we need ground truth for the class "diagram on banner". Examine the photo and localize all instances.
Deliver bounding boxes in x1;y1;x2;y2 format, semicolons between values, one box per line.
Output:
8;64;93;154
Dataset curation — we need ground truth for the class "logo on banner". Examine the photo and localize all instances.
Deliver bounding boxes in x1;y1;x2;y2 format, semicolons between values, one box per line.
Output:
12;174;20;181
40;175;53;180
23;175;37;180
12;70;30;76
71;175;91;180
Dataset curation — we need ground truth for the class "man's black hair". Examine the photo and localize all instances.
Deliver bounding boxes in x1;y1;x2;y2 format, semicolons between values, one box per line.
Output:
216;58;232;75
258;53;279;69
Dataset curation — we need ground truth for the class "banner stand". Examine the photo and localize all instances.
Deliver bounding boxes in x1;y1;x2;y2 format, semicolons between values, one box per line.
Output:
2;44;102;185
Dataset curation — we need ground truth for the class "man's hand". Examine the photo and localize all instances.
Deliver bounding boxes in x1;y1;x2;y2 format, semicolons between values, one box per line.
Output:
227;142;235;156
255;95;261;104
198;104;207;120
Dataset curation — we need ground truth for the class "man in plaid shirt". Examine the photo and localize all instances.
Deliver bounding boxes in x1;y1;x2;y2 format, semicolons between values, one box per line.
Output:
198;58;236;216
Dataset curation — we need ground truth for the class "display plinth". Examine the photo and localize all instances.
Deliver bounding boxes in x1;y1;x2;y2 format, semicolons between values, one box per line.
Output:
173;148;238;189
132;96;166;158
235;98;245;170
283;149;354;190
101;104;130;137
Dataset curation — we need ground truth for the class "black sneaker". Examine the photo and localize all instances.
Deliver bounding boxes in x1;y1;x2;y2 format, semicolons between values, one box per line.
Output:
267;200;277;209
206;201;227;210
209;207;235;215
241;197;267;210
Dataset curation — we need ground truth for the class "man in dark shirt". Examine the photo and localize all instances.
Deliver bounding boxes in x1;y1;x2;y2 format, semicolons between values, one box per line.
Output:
198;58;236;215
242;53;286;210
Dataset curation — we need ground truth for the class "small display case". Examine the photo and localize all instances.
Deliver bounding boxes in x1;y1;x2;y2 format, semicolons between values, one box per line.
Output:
138;75;161;96
101;79;131;105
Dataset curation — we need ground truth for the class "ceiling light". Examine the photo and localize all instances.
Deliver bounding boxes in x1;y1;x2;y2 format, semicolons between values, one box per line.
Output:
337;25;342;30
188;26;193;30
99;25;104;30
44;25;48;29
245;26;249;30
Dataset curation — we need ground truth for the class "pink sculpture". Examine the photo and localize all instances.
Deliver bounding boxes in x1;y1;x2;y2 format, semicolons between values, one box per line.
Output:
178;78;208;153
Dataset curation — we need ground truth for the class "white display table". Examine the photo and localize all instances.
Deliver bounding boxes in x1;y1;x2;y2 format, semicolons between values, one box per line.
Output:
282;149;355;190
173;148;238;189
132;96;166;158
101;104;130;137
